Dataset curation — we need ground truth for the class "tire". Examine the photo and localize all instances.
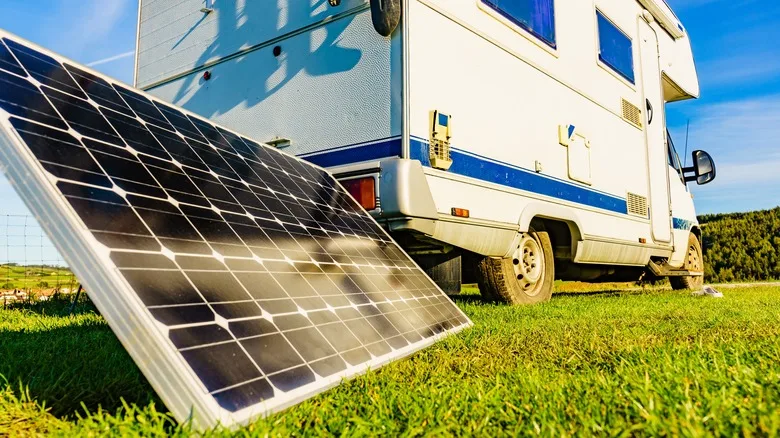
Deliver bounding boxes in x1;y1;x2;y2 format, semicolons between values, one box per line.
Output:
670;233;704;290
476;229;554;304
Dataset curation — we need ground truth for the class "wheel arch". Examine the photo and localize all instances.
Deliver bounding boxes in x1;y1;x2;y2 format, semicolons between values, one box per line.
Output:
518;203;584;260
691;225;702;243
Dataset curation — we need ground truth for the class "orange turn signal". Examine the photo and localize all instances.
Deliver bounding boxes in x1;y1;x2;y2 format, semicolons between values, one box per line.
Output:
342;177;376;211
451;208;470;218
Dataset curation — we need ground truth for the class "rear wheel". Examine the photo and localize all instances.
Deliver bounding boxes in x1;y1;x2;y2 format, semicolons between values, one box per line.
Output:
476;229;554;304
670;233;704;290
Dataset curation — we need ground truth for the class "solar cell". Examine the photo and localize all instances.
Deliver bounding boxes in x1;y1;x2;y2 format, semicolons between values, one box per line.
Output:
0;32;471;430
0;40;26;77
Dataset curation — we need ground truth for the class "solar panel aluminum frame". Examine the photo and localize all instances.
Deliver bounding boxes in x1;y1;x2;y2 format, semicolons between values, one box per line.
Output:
0;31;471;431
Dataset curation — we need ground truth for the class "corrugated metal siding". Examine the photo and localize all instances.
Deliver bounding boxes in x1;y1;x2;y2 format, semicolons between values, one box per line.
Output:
143;9;401;157
136;0;368;89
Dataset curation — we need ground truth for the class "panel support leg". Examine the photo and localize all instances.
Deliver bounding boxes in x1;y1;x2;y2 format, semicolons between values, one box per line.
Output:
68;285;83;316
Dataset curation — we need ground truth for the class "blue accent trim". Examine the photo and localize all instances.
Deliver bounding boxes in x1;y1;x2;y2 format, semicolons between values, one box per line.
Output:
672;217;695;231
567;125;575;138
300;137;402;168
438;112;449;127
409;137;627;214
299;136;399;156
298;137;628;215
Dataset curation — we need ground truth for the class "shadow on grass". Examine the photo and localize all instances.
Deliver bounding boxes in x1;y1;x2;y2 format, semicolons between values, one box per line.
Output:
552;286;667;299
0;296;161;420
552;290;638;298
449;287;650;304
3;293;95;317
449;293;486;305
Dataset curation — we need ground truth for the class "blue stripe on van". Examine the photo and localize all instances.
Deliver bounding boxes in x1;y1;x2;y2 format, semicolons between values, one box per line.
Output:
409;138;627;215
672;217;695;231
299;137;628;215
300;137;402;168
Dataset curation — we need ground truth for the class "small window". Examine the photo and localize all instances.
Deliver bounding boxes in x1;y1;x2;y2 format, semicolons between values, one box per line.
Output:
596;11;635;84
667;130;684;183
482;0;556;48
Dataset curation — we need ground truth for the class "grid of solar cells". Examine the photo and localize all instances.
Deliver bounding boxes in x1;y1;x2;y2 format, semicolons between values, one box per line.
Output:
0;35;470;417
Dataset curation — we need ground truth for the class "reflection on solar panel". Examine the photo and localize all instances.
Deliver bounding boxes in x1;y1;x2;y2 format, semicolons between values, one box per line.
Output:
0;32;471;430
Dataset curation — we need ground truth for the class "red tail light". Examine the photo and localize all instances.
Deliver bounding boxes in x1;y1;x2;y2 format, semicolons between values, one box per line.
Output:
342;177;376;210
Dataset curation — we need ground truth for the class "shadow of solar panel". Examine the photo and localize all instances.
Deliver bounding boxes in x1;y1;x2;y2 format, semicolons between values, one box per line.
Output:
0;31;471;430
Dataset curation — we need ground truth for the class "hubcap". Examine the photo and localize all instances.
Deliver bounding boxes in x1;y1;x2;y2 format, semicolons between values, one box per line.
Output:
512;235;543;293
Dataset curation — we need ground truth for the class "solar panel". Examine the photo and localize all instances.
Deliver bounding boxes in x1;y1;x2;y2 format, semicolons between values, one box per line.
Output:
0;32;471;430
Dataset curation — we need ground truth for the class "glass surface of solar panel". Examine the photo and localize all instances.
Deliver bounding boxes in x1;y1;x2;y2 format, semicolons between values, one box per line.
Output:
0;32;471;430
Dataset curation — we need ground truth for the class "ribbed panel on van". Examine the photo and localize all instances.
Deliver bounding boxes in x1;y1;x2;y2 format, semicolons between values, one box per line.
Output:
621;98;643;128
627;192;649;217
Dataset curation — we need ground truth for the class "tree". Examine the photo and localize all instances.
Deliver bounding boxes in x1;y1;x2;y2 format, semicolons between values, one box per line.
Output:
698;207;780;283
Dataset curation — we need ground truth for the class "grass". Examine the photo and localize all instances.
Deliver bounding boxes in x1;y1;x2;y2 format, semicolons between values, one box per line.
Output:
1;285;780;436
0;264;76;291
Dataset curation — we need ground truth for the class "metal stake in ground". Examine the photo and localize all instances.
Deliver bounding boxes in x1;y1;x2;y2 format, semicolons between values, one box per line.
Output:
68;285;83;316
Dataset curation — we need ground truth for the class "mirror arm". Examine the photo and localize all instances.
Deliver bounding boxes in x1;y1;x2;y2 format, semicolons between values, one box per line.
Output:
683;175;698;183
681;166;695;174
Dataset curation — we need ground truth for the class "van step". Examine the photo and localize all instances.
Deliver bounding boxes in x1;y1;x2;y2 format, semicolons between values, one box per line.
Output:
647;260;704;277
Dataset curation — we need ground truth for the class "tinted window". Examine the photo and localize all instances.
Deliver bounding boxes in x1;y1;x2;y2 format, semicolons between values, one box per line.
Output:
482;0;556;48
597;11;635;83
667;130;684;182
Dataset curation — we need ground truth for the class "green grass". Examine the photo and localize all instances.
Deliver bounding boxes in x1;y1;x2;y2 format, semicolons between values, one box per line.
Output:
2;286;780;436
0;264;76;290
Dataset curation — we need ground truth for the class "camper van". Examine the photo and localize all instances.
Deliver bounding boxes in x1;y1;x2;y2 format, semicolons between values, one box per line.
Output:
135;0;716;304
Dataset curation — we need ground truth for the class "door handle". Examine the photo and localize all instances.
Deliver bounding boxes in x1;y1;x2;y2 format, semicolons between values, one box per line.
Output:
646;99;654;125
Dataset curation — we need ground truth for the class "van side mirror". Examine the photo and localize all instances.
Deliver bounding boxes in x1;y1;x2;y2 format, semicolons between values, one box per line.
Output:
682;150;716;185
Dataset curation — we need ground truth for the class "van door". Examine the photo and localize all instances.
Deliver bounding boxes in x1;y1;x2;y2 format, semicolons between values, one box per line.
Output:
638;18;671;243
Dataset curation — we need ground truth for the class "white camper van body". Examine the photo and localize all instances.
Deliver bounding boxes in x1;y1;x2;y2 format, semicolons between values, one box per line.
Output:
135;0;709;287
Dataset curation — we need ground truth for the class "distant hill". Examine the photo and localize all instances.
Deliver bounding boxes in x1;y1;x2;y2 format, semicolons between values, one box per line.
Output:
698;207;780;283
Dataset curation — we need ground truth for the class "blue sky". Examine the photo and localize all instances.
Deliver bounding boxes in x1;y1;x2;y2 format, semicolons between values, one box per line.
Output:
0;0;137;219
0;0;778;219
665;0;780;215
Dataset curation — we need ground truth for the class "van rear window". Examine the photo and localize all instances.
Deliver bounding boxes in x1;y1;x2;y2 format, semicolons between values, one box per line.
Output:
597;11;635;84
482;0;556;48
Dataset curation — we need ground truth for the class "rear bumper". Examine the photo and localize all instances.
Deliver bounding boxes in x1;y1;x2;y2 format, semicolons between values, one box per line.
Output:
331;158;520;257
331;158;439;235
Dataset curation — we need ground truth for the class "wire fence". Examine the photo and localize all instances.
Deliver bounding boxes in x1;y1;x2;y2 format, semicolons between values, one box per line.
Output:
0;214;79;306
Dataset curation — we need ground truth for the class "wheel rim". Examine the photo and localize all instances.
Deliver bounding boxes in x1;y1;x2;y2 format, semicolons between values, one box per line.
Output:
685;241;704;287
512;235;543;295
686;243;702;273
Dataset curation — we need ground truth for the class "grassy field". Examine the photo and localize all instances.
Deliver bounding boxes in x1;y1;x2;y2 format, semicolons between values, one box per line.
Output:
0;264;76;291
1;285;779;436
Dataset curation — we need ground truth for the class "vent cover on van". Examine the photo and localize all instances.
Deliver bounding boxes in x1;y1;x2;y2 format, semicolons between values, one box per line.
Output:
621;99;643;128
627;192;649;217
